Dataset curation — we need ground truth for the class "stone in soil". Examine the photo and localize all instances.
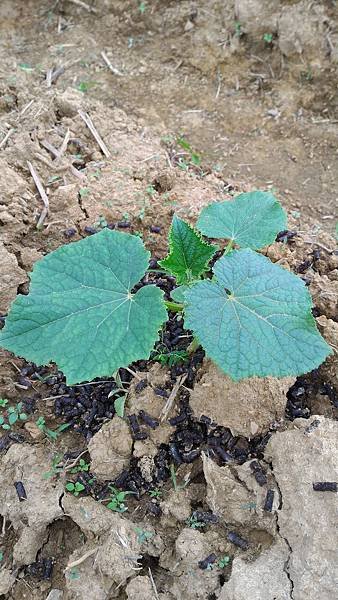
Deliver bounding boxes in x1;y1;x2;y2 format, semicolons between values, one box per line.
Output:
265;416;338;600
0;443;64;566
160;528;221;600
0;242;26;312
202;453;277;535
219;539;292;599
63;495;158;596
190;360;294;436
88;417;133;480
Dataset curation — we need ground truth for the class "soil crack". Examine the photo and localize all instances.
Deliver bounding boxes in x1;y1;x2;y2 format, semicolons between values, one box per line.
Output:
264;458;294;599
77;191;89;218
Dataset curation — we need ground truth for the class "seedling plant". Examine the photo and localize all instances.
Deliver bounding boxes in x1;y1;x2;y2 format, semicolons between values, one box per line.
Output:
106;485;133;513
0;191;331;387
0;400;28;430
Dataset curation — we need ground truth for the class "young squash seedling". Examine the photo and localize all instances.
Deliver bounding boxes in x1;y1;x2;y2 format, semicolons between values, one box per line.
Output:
0;191;331;385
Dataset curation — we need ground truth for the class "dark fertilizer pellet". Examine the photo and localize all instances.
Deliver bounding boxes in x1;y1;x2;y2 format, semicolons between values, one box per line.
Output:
227;531;249;550
139;410;159;429
84;225;97;235
304;419;321;435
169;442;183;465
14;481;27;501
26;558;54;580
147;502;162;517
135;379;148;393
117;221;131;228
198;553;217;570
63;228;77;238
313;482;337;492
193;511;219;524
276;230;297;243
264;489;275;512
150;225;161;234
250;460;267;486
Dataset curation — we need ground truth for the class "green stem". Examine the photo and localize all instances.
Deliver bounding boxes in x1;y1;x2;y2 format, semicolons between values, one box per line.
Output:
223;239;234;256
164;300;184;313
187;336;200;355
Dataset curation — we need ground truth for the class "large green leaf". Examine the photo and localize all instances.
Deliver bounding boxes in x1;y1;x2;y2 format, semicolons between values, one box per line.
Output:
197;191;287;249
0;229;167;384
159;215;217;284
184;249;331;380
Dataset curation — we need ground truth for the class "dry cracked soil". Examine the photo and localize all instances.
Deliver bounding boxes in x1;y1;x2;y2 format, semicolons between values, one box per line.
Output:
0;1;337;599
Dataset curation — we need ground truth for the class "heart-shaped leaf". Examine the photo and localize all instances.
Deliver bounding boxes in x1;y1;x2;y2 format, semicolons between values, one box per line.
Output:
0;229;167;384
184;249;331;379
159;215;217;284
197;191;287;249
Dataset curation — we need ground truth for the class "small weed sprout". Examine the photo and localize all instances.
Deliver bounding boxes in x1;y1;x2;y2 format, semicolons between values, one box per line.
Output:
217;555;230;569
186;515;205;529
135;527;154;544
106;486;133;512
149;488;162;499
0;401;28;430
65;482;85;497
69;458;90;474
36;416;70;440
263;32;273;44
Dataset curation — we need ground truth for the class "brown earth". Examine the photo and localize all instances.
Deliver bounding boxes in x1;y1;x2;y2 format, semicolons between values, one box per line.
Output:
0;1;337;599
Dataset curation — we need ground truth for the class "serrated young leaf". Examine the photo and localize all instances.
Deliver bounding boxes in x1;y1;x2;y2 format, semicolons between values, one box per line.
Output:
0;229;167;385
184;249;331;380
159;215;217;284
197;191;287;249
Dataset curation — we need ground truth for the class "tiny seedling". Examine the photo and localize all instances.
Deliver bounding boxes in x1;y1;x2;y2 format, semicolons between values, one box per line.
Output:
139;1;147;14
0;401;28;430
69;458;90;474
106;486;133;513
177;136;201;169
0;191;331;385
263;32;273;44
65;482;85;497
36;416;70;441
186;515;205;529
149;488;162;499
152;348;189;367
43;453;64;479
217;555;230;569
170;464;189;492
135;527;154;544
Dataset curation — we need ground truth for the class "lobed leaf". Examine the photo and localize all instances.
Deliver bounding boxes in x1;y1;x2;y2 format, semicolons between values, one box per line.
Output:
159;215;217;284
0;229;167;384
184;249;331;380
197;191;287;249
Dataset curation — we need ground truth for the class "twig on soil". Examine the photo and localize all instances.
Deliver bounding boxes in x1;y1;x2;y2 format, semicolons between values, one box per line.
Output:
27;161;49;228
0;128;15;149
101;51;123;76
1;516;6;536
64;450;88;472
300;238;334;254
160;373;187;422
19;99;34;117
40;138;85;179
56;128;70;161
65;547;98;570
148;568;160;600
46;68;53;88
78;110;111;158
66;0;97;13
